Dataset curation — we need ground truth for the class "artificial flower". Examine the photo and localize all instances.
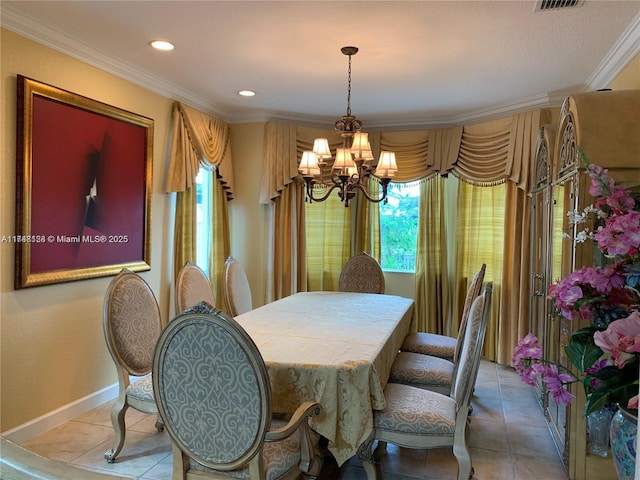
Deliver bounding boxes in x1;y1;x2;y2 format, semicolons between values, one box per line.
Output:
594;312;640;368
542;364;576;405
513;152;640;416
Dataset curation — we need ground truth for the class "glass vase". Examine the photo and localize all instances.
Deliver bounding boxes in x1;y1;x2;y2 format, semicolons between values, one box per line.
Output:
609;406;637;480
587;406;613;457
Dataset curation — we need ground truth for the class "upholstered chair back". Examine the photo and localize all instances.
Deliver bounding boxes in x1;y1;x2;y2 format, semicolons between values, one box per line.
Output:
223;256;253;317
103;269;161;376
154;303;271;471
338;252;385;294
175;261;216;313
453;263;487;363
452;283;492;408
453;263;486;363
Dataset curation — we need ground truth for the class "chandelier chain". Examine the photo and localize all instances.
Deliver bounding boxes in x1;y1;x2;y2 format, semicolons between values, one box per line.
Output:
346;53;352;116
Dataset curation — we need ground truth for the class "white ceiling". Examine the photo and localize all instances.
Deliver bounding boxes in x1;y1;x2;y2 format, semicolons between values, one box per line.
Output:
2;1;640;129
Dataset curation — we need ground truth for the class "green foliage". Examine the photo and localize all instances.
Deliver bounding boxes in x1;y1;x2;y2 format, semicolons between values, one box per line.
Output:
565;327;603;373
565;329;640;416
380;184;420;271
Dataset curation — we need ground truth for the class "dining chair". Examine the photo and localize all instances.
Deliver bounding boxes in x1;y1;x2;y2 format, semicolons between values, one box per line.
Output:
338;252;385;294
358;283;492;480
175;261;216;313
388;266;486;394
153;301;322;480
223;255;253;316
102;268;164;463
401;264;486;360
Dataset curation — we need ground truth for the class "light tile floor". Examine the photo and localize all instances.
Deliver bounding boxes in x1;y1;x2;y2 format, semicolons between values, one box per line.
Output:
18;360;569;480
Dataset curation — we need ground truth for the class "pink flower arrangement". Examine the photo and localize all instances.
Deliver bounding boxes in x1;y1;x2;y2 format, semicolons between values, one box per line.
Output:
512;153;640;416
594;312;640;369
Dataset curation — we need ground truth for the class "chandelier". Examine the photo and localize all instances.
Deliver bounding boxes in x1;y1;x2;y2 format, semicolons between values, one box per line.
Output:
298;46;397;207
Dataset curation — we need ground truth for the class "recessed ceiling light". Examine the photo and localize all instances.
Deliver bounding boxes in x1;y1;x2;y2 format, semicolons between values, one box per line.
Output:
150;40;174;51
238;90;256;97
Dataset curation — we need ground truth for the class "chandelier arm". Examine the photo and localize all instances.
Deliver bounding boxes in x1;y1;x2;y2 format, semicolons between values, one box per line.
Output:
351;178;392;204
313;172;350;189
304;180;342;203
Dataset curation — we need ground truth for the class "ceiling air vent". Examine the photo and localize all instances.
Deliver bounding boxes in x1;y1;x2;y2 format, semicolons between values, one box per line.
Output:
535;0;584;11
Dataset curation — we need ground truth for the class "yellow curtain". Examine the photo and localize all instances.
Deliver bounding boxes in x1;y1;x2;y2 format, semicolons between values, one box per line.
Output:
507;109;545;191
380;130;431;181
352;176;381;259
270;180;308;300
259;115;544;200
498;182;532;364
305;190;351;291
352;132;381;259
260;123;298;204
173;187;196;283
166;103;235;198
260;123;313;301
166;102;232;288
428;126;464;173
414;176;448;334
454;118;512;185
209;173;231;308
455;180;506;362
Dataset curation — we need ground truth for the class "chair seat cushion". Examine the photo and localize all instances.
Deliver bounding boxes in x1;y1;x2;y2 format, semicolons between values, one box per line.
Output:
389;352;454;389
125;374;154;402
401;332;455;360
188;419;301;480
375;383;456;436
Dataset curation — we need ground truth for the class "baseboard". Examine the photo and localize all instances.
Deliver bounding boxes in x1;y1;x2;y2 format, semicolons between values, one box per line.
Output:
1;383;118;444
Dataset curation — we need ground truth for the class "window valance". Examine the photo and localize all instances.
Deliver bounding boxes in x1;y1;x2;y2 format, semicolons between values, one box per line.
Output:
454;118;512;186
260;108;550;202
166;102;235;200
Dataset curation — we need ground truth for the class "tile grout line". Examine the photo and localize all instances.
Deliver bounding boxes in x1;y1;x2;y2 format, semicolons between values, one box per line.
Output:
496;364;520;480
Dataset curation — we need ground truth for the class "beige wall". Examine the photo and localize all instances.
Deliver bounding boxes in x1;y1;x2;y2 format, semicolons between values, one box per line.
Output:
1;29;174;432
608;52;640;90
227;123;269;308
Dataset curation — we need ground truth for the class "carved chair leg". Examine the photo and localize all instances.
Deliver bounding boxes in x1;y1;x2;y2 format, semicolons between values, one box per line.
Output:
373;440;388;460
104;400;128;463
357;435;377;480
154;415;164;432
453;439;472;480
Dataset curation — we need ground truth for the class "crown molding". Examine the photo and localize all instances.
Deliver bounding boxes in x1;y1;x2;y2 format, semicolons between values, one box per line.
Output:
586;10;640;89
3;4;638;129
256;91;569;131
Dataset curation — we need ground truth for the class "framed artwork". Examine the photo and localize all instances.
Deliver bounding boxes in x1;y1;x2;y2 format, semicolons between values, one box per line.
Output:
14;75;153;289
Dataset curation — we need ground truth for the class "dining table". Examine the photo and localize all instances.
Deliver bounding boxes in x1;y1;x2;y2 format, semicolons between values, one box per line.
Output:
233;291;415;466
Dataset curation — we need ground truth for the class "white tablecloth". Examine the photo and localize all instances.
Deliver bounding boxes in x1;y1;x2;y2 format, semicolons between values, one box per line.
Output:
234;291;414;465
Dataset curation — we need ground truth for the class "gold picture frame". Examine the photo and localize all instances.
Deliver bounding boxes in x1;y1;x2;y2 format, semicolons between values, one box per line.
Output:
14;75;153;289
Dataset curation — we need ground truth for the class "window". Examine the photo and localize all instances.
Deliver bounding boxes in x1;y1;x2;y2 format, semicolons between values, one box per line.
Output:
194;166;213;275
380;182;420;272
